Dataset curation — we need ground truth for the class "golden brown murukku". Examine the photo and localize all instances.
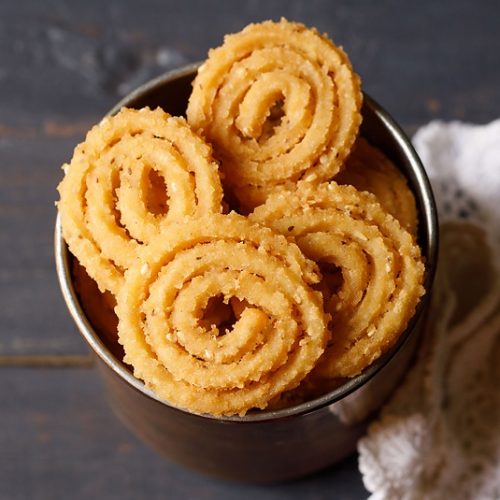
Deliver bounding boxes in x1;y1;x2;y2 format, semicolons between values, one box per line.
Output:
251;182;425;379
57;107;223;295
336;138;419;236
116;214;329;416
57;19;429;416
187;19;362;212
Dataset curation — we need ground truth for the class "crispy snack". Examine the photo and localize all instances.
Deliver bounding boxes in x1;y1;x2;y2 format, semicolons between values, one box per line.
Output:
251;182;425;379
57;107;223;295
116;214;329;416
186;19;362;212
336;138;419;236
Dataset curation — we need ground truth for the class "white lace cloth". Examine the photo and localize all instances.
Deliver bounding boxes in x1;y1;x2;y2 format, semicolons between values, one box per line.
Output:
358;120;500;500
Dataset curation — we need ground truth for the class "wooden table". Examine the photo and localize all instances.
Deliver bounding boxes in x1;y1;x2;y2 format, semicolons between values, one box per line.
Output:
2;1;499;498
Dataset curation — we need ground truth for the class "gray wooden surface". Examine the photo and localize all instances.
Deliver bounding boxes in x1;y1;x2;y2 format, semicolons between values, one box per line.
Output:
1;1;499;498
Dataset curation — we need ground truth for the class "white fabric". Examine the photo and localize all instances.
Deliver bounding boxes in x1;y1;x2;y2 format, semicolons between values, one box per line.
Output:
358;120;500;500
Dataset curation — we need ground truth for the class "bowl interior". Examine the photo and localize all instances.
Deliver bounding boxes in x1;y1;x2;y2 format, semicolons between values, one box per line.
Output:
56;65;438;422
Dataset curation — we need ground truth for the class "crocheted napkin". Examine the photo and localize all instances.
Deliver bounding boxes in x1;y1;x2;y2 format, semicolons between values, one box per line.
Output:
358;120;500;500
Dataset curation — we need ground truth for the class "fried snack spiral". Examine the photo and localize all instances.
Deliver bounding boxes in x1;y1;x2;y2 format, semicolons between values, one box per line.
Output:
336;138;419;236
57;107;223;295
116;214;329;416
187;19;362;211
251;182;425;379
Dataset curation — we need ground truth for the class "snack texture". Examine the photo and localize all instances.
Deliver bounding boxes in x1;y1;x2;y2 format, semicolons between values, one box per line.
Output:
187;18;362;211
250;182;425;379
116;214;328;416
57;19;427;417
336;138;419;236
57;107;223;295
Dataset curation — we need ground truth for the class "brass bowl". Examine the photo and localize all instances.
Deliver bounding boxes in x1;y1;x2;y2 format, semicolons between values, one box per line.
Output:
55;63;438;483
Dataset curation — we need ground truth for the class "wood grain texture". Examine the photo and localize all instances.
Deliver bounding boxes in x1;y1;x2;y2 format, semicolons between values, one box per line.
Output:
1;367;366;500
1;0;500;497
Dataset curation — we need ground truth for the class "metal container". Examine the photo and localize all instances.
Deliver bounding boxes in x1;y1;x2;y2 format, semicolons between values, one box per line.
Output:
55;64;438;483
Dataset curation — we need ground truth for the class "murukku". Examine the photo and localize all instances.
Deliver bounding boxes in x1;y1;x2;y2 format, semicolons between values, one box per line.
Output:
57;107;223;295
116;214;329;416
186;19;362;212
250;182;425;379
336;138;419;236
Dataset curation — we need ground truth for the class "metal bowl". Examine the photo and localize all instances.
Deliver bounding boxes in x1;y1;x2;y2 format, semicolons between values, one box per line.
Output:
55;63;438;483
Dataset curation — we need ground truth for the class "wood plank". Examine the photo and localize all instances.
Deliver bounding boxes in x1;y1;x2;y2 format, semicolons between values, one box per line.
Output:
0;135;91;355
0;367;368;500
0;1;499;130
0;355;93;367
